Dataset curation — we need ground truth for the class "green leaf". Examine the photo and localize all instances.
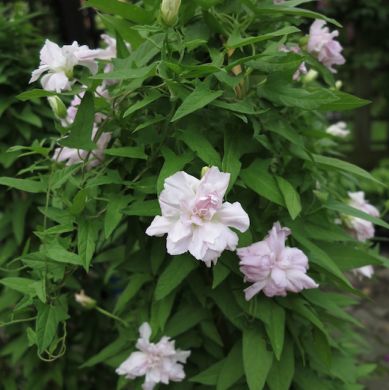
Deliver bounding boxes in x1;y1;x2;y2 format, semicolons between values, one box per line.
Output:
266;301;286;361
17;89;56;101
240;160;285;206
178;128;221;166
171;83;223;122
267;339;294;390
0;277;36;296
165;306;207;337
59;91;96;151
311;154;382;185
217;341;244;390
190;361;224;385
45;241;84;266
104;195;132;238
123;200;160;216
260;74;337;110
93;63;157;81
157;148;194;193
318;90;370;111
243;1;341;27
105;146;147;159
288;221;352;288
78;219;98;270
155;255;197;300
200;321;223;347
69;189;87;216
243;328;274;390
81;337;129;368
326;201;389;230
124;90;162;117
35;299;68;353
150;292;176;331
226;26;299;49
0;177;46;193
223;129;243;191
212;263;230;289
276;176;302;220
114;274;151;314
84;0;153;24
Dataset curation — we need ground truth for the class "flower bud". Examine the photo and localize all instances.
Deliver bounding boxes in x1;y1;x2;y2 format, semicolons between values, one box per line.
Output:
47;96;67;119
75;290;96;309
335;80;343;90
201;166;210;178
303;69;319;83
160;0;181;26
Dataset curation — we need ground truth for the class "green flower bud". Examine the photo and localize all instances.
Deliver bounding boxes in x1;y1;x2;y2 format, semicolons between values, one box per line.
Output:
47;96;67;119
201;166;210;178
160;0;181;27
303;69;319;83
335;80;343;90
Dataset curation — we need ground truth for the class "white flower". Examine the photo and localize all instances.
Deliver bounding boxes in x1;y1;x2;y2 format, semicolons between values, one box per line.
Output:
116;322;190;390
146;167;250;267
307;20;345;73
30;39;100;92
74;290;96;309
353;265;374;279
326;121;350;138
345;191;379;243
238;222;318;300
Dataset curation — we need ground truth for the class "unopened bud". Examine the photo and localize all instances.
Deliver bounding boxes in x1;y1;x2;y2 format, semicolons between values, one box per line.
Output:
160;0;181;26
335;80;343;90
75;290;96;309
201;166;211;178
303;69;319;83
47;96;67;119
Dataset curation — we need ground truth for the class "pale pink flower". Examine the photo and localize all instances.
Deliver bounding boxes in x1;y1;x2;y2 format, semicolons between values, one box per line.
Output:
326;121;350;138
279;45;308;81
307;20;345;73
116;322;190;390
238;222;318;300
346;191;379;242
30;39;100;92
146;167;250;266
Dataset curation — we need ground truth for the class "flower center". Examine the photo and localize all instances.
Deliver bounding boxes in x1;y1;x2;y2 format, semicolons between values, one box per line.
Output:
192;192;220;221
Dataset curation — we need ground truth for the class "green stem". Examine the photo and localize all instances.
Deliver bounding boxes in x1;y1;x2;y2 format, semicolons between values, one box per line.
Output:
0;316;36;328
96;306;128;327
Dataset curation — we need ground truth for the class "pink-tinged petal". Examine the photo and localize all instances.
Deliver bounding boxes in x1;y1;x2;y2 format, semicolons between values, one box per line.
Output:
285;270;319;293
142;381;157;390
146;216;175;237
244;280;267;301
116;351;149;378
139;322;152;341
270;267;287;288
159;171;199;216
198;166;230;200
265;222;290;256
217;202;250;232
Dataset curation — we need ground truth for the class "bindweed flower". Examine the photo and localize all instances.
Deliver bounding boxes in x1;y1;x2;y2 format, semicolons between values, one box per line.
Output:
326;121;350;138
146;167;250;267
116;322;190;390
75;290;96;309
345;191;379;242
160;0;181;26
279;45;308;81
30;39;101;92
238;222;318;300
307;20;345;73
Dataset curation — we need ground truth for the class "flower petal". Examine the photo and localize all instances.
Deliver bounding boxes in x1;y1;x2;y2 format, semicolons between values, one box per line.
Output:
217;202;250;232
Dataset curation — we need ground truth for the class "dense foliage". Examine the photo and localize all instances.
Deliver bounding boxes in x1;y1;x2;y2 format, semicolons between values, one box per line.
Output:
1;0;388;389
